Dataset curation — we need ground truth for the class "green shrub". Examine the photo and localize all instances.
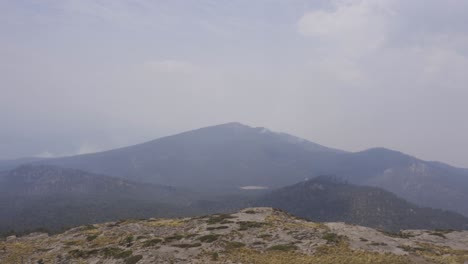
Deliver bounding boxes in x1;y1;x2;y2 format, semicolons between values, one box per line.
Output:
173;243;201;248
68;249;99;258
225;241;245;250
143;238;162;247
83;225;97;230
86;234;98;241
257;234;272;239
123;235;134;243
101;247;132;259
125;255;143;264
397;245;425;252
65;240;81;246
69;247;133;259
369;242;387;246
207;226;229;231
379;230;414;239
164;234;184;242
207;214;236;224
238;221;265;230
267;244;298;251
322;233;344;244
199;234;220;243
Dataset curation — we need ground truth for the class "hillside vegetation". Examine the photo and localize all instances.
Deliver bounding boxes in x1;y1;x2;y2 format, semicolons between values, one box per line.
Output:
1;208;467;264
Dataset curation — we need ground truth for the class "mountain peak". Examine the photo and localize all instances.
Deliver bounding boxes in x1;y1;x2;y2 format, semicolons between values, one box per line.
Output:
192;122;254;133
218;122;251;128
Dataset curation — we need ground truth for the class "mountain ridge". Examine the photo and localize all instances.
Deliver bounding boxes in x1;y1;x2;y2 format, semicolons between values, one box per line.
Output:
1;164;467;235
1;123;468;217
0;165;201;234
256;176;468;232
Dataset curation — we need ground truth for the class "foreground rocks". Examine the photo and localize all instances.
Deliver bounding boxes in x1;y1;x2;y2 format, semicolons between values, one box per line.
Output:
1;207;468;263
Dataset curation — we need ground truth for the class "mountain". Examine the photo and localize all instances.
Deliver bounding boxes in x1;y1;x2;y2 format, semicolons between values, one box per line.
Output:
0;157;44;172
0;165;201;234
30;123;344;193
4;122;468;216
331;148;468;217
2;207;468;264
256;176;468;232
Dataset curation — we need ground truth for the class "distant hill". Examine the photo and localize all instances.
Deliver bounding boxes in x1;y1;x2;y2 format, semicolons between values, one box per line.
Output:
3;122;468;216
0;157;43;172
257;176;468;232
0;165;200;234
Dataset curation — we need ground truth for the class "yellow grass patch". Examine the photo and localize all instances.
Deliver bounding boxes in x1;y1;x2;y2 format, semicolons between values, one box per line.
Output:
1;242;35;264
144;219;185;228
225;242;411;264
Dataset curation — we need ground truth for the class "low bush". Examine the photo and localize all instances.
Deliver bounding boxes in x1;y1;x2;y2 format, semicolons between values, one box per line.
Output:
199;234;220;243
267;244;298;251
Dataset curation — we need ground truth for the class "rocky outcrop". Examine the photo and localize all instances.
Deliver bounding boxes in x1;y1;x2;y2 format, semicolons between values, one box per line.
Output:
1;207;468;263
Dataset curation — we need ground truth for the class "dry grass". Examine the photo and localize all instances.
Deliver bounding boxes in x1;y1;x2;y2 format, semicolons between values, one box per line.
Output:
90;234;119;247
64;240;85;247
265;215;327;231
144;219;185;228
1;242;35;264
408;243;468;264
225;242;411;264
206;214;237;225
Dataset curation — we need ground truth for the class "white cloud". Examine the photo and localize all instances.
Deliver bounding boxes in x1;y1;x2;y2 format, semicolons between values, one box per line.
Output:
294;0;468;166
3;0;468;167
298;0;393;56
297;0;468;91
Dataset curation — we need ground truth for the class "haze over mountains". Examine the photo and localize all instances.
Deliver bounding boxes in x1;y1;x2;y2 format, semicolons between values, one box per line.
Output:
26;122;343;192
1;123;468;235
0;165;204;233
5;122;465;216
1;165;467;235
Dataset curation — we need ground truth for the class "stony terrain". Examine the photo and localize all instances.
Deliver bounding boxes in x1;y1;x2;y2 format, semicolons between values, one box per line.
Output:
1;207;468;264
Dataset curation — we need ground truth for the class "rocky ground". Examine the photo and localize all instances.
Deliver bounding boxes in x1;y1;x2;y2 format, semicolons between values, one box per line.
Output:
1;207;468;264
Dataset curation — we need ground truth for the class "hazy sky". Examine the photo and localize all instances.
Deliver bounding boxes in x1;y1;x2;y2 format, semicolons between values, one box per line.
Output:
1;0;468;167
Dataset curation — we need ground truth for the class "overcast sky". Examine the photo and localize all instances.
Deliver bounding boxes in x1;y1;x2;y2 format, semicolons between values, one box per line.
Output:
1;0;468;167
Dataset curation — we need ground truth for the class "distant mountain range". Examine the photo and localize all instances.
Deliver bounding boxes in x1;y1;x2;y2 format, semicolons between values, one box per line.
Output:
0;165;199;234
1;165;467;234
1;122;468;233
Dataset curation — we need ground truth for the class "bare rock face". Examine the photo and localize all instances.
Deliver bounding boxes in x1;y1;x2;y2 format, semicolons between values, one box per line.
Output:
1;207;468;264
